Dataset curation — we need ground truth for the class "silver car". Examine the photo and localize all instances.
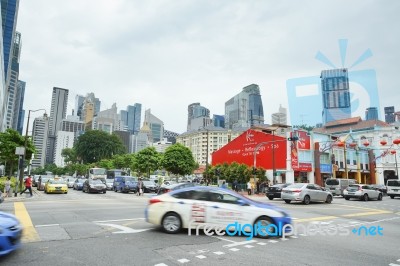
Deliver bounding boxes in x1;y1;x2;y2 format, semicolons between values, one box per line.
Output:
281;183;333;205
343;184;383;201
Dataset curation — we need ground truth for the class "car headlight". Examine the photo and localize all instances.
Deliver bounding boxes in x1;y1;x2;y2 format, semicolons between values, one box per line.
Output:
89;185;94;188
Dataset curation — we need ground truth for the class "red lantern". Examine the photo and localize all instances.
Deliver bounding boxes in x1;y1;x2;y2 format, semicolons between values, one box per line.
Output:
393;138;400;145
380;140;387;146
391;150;396;155
349;143;357;148
363;141;370;147
337;142;345;147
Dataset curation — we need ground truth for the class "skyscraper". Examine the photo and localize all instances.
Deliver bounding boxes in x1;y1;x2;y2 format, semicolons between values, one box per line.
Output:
1;0;19;81
384;106;395;124
31;114;49;169
76;93;100;120
144;109;163;142
187;103;211;131
5;31;21;129
365;107;378;121
225;84;264;129
321;68;351;124
121;103;142;134
213;114;225;128
46;87;69;164
271;105;287;125
75;94;84;118
14;80;24;134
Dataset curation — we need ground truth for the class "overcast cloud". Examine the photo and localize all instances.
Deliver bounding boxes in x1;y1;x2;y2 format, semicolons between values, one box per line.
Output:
17;0;400;133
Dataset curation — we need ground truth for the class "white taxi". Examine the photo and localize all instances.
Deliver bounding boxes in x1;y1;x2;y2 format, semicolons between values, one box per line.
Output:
145;186;292;238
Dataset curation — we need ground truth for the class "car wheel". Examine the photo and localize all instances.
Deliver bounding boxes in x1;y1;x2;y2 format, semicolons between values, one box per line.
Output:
104;191;106;194
268;196;274;200
284;199;291;204
162;212;182;234
363;194;369;201
390;196;395;199
378;193;382;201
345;197;350;200
325;195;333;204
254;216;274;239
303;195;311;205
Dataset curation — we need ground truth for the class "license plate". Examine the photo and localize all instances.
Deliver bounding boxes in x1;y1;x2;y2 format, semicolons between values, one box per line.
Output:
394;190;398;192
348;192;355;194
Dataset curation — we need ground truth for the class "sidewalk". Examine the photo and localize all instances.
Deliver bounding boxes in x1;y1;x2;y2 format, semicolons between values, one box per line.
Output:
1;188;41;202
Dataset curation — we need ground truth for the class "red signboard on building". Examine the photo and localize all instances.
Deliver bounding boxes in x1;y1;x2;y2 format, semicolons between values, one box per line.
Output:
211;129;287;169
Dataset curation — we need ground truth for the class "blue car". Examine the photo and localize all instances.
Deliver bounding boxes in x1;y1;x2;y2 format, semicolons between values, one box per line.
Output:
73;178;85;190
0;211;23;256
113;176;138;193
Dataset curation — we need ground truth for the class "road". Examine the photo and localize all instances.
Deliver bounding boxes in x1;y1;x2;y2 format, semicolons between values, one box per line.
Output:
1;188;400;266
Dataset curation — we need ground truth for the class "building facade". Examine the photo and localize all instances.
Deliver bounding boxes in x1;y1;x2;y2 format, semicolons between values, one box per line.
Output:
46;87;69;164
54;131;75;167
365;107;378;120
120;103;142;134
271;104;287;125
225;84;264;129
144;109;163;142
321;68;351;124
187;103;210;131
213;114;225;128
384;106;395;124
31;115;49;169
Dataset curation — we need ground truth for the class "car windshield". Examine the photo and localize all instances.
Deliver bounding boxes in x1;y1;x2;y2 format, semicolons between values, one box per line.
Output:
90;179;104;184
387;180;400;186
143;181;155;186
286;184;305;189
326;179;339;185
91;168;106;175
77;179;85;183
41;178;50;183
125;177;136;182
349;185;360;188
49;179;65;184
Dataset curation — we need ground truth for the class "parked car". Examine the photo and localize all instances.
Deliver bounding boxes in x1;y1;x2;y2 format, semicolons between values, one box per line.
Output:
325;178;358;196
0;211;23;256
142;180;158;193
106;169;128;190
281;183;333;204
266;183;292;200
343;184;383;201
83;179;107;194
73;178;85;190
32;175;41;187
65;177;75;188
370;184;387;195
146;186;292;236
386;179;400;199
157;182;197;195
44;179;68;194
113;176;138;193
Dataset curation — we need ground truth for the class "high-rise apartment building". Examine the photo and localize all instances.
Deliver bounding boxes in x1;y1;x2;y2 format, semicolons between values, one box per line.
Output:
31;114;49;169
213;115;225;128
91;103;126;133
46;87;69;164
5;31;21;129
271;105;287;125
54;131;74;167
225;84;264;129
144;109;164;142
75;94;84;117
187;103;211;131
365;107;378;120
384;106;395;124
321;68;351;124
14;79;24;134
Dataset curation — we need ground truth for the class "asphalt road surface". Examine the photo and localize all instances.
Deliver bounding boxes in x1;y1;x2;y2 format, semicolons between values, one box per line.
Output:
1;188;400;266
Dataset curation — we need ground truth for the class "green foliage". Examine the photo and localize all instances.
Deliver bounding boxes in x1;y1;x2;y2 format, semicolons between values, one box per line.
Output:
135;147;161;177
0;129;36;176
64;163;88;176
207;163;265;183
61;148;78;164
74;130;126;164
0;176;18;193
97;159;114;169
161;144;196;176
293;124;314;132
112;154;135;169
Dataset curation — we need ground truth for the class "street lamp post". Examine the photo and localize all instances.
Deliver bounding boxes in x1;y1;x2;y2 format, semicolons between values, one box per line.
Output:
19;109;47;192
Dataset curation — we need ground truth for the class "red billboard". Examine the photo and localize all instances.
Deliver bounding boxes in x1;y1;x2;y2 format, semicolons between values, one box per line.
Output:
211;129;287;169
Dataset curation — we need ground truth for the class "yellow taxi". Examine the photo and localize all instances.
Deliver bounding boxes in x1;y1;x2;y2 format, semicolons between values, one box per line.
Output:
44;178;68;194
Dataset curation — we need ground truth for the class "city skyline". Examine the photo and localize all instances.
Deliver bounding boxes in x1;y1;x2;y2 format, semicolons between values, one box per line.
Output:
15;1;400;133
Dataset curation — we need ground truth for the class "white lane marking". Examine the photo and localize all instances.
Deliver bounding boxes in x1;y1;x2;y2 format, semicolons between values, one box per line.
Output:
389;263;400;266
95;223;151;234
244;245;254;248
223;239;257;248
268;240;279;243
257;242;267;245
229;248;240;252
290;236;298;239
35;224;60;228
211;236;237;243
398;259;400;262
214;251;225;255
177;259;190;263
93;218;145;223
196;255;206;259
154;264;168;266
292;217;298;220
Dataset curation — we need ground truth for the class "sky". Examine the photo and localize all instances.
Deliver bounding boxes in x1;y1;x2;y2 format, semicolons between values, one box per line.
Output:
17;0;400;134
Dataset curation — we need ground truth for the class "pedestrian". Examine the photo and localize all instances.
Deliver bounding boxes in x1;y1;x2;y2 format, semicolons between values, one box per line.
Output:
4;176;11;197
221;181;227;189
137;178;143;196
20;175;33;197
233;179;238;192
247;181;252;195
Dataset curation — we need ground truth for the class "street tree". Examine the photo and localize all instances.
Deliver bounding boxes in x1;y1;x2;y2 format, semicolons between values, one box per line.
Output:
0;129;35;176
61;148;78;165
135;147;161;177
162;143;196;176
74;130;126;164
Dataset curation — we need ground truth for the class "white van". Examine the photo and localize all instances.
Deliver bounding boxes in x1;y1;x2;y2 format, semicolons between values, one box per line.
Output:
325;178;358;196
386;179;400;199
